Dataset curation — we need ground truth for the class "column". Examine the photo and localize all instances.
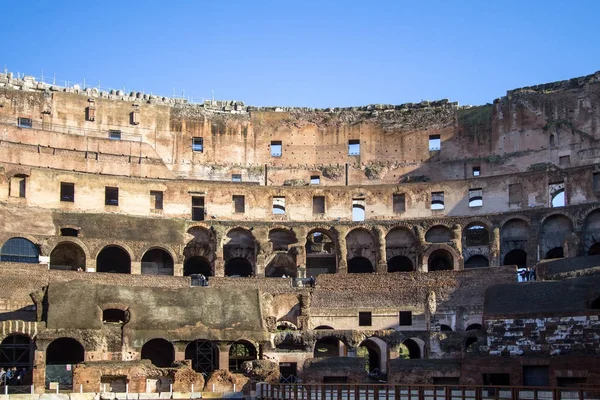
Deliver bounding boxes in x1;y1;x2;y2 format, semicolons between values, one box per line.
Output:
374;225;387;273
216;342;232;371
336;226;349;274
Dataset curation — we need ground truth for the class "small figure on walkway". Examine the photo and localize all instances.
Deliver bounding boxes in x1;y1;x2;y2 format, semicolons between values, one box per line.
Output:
309;276;315;287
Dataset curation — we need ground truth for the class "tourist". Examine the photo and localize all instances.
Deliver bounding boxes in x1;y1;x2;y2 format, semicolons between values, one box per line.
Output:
0;367;5;385
309;276;315;287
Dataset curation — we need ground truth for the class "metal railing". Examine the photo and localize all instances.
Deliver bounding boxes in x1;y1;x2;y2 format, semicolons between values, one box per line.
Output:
256;383;600;400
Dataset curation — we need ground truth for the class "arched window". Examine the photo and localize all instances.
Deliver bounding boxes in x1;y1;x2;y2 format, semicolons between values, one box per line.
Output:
102;309;127;324
228;341;257;371
225;257;253;277
96;246;131;274
465;255;489;268
184;256;213;276
428;249;454;271
0;237;39;263
141;248;174;275
440;324;452;332
141;339;174;368
50;242;86;271
358;340;381;373
398;339;420;359
387;256;414;272
46;338;84;365
503;249;527;268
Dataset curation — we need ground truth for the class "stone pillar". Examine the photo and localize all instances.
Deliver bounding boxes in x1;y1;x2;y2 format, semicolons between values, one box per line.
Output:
173;342;188;362
214;230;225;277
214;259;225;277
216;342;231;371
130;261;141;275
336;226;349;274
374;225;387;273
173;263;184;277
490;226;500;266
414;226;426;271
293;226;308;270
33;349;46;393
254;227;269;277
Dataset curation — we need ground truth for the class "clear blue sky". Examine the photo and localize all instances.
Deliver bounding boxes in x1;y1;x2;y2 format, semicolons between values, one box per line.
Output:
1;0;599;108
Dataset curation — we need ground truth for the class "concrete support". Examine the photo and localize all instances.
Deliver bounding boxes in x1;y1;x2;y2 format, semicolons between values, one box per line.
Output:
173;342;188;362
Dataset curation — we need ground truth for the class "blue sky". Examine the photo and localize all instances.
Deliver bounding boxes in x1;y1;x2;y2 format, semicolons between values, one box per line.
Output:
0;0;598;108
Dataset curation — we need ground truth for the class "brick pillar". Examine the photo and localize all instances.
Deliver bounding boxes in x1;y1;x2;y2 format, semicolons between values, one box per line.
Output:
173;263;184;276
214;230;225;277
490;226;500;266
130;261;141;275
374;225;387;273
33;349;46;393
216;342;231;371
173;342;188;362
336;226;349;274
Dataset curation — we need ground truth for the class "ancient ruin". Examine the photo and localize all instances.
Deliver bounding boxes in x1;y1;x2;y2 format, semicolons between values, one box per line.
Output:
1;69;600;394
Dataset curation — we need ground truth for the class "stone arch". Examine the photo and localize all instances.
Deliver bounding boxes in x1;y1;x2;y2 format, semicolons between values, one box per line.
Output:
386;226;417;271
139;243;178;264
398;338;422;359
225;257;254;277
141;338;174;368
229;340;258;371
503;249;527;268
265;253;296;277
583;208;600;255
223;227;256;273
184;256;213;276
46;337;85;365
541;214;573;259
141;247;174;275
96;245;132;274
423;244;460;272
0;334;34;370
464;255;489;268
269;228;297;252
0;237;40;263
314;325;334;330
463;223;490;246
466;323;482;331
50;241;86;271
500;218;529;266
348;256;375;273
346;227;377;269
306;228;337;276
358;337;388;373
425;225;454;243
313;336;347;358
184;226;216;273
48;237;90;260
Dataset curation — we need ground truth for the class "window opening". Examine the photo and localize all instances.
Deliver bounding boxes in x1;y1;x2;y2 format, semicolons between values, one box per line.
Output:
0;237;39;263
469;188;483;207
509;183;523;205
352;198;365;221
150;191;163;210
192;137;204;152
60;228;78;237
272;196;286;214
549;182;565;207
429;135;441;151
233;195;245;213
594;173;600;192
313;196;325;214
60;182;75;202
192;196;205;221
348;139;360;155
473;166;481;176
103;309;127;324
399;311;412;326
105;187;119;206
271;141;282;157
231;173;242;182
393;193;406;213
108;130;121;140
431;191;444;210
310;175;320;185
559;155;570;167
358;311;372;327
17;117;32;128
9;175;27;198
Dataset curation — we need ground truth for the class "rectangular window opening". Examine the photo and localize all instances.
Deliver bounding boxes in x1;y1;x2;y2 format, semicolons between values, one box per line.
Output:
233;195;245;213
150;191;163;210
594;173;600;192
109;130;121;140
431;191;444;210
9;175;27;198
399;311;412;326
469;188;483;208
271;141;282;157
429;135;441;151
17;117;32;128
549;182;565;208
313;196;325;214
352;198;365;221
348;139;360;155
393;193;406;213
192;196;205;221
473;166;481;176
310;175;321;185
60;182;75;202
358;311;372;327
509;183;523;205
105;187;119;206
559;155;570;167
192;137;204;152
231;173;242;183
273;196;286;214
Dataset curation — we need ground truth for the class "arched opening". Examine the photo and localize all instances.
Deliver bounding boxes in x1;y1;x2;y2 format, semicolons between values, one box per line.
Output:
428;249;454;271
551;190;565;208
464;255;489;268
269;229;296;252
102;309;127;324
464;224;489;246
265;254;297;277
545;247;564;259
228;341;257;371
425;226;453;243
589;243;600;256
141;248;174;276
185;340;217;374
0;237;39;263
313;337;345;358
465;337;478;352
398;339;420;359
314;326;334;330
0;334;33;370
348;257;374;273
224;228;256;274
358;340;381;373
96;246;131;274
184;256;213;276
141;339;174;368
225;257;253;277
590;297;600;309
440;325;452;332
541;215;573;261
503;249;527;268
352;204;365;222
46;338;84;365
387;256;414;272
50;242;86;271
306;230;337;276
346;228;376;269
549;134;555;147
466;324;482;331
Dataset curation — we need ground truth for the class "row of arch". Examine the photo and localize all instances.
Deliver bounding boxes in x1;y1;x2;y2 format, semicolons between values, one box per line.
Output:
3;209;600;274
